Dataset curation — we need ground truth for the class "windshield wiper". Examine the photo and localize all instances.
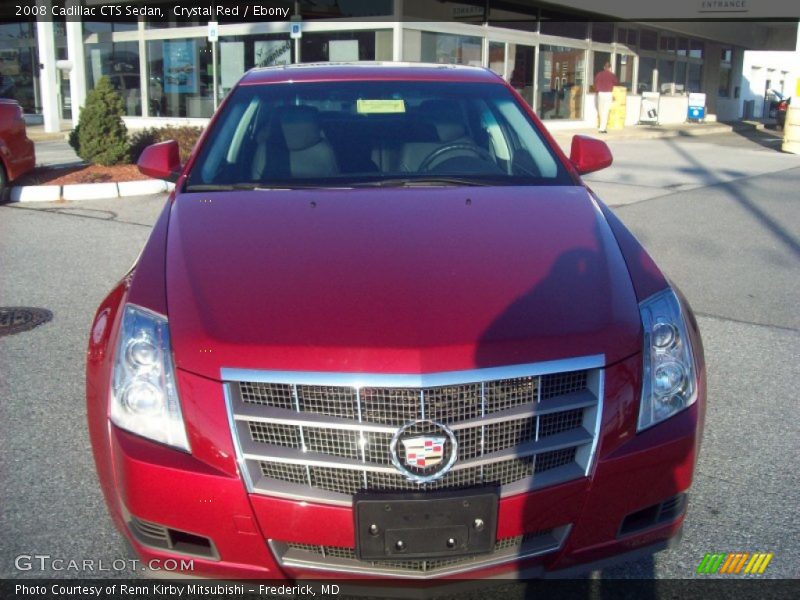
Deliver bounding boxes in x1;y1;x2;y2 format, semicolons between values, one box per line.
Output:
352;177;495;188
184;182;353;192
184;183;262;192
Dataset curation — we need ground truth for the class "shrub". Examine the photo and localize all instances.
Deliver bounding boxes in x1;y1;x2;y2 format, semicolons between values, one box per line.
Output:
128;128;158;163
155;126;204;162
75;77;129;166
128;126;204;164
68;124;80;155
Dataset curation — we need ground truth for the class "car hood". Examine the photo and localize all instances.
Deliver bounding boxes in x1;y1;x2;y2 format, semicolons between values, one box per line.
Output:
166;186;641;379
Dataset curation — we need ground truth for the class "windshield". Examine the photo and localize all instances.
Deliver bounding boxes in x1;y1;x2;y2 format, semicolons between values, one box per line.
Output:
186;80;573;190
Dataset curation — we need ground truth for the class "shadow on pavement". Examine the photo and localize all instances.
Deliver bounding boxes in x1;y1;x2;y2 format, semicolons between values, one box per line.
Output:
664;137;800;260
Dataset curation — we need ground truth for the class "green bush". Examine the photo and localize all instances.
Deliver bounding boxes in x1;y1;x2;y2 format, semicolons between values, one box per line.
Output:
75;77;129;166
128;128;158;163
128;126;204;164
68;124;81;155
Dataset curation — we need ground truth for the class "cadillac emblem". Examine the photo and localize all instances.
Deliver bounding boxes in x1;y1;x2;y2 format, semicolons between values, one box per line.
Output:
390;420;458;483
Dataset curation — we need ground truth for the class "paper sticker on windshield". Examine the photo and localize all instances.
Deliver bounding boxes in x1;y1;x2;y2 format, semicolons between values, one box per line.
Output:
357;99;406;114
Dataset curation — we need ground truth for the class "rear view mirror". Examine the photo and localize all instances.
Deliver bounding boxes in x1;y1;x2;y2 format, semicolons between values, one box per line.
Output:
137;140;181;181
569;135;613;175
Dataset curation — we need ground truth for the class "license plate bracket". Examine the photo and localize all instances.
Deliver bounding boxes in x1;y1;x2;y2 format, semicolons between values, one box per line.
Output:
354;486;499;561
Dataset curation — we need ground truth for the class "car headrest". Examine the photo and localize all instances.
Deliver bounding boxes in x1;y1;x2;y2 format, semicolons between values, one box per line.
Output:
277;106;324;151
419;99;467;142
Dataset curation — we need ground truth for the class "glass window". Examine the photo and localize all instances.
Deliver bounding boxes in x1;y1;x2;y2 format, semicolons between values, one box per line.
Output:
689;39;704;59
674;62;687;92
301;30;392;63
718;67;731;97
640;29;658;51
721;47;732;63
615;54;634;91
488;42;506;78
217;35;293;98
677;37;689;56
404;32;482;66
147;39;214;118
537;45;586;120
687;63;702;93
591;22;614;44
83;22;137;34
658;59;675;92
507;44;535;107
638;57;656;93
659;35;676;53
592;51;611;92
85;41;141;116
146;17;203;29
185;81;572;189
617;27;637;47
0;22;40;113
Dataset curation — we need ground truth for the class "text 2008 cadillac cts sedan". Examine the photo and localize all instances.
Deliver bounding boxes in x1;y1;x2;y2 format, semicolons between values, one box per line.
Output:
86;64;705;580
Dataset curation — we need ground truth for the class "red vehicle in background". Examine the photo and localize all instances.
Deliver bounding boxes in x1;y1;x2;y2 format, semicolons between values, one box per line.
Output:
0;98;35;198
86;64;705;582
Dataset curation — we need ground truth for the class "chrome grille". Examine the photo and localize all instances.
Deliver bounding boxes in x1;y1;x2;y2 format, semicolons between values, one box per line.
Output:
240;382;294;408
271;526;571;578
225;357;603;506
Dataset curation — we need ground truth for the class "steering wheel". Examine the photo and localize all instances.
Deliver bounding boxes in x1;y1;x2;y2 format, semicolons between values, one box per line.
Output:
417;142;496;172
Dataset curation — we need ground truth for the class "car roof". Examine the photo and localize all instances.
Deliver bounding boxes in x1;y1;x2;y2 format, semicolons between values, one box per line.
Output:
239;62;503;86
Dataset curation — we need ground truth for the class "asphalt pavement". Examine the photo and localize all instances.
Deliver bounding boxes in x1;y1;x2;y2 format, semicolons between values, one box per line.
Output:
1;130;798;581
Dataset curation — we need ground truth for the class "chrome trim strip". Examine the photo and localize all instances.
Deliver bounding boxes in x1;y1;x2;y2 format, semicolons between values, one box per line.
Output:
268;525;572;579
221;355;605;388
585;369;605;477
254;463;588;507
244;427;593;472
355;387;368;488
231;390;597;432
222;384;256;494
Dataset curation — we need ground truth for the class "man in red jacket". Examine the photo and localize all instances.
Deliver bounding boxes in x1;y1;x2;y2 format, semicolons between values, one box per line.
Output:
594;62;619;133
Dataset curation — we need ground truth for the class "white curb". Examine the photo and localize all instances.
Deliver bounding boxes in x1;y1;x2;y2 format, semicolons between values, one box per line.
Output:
61;182;120;201
118;179;168;197
9;185;62;202
8;178;171;203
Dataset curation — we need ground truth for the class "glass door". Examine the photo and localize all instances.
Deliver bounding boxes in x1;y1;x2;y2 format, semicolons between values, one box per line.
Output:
507;43;535;108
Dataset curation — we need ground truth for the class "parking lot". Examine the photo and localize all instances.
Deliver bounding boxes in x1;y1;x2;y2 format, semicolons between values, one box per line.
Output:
1;129;798;580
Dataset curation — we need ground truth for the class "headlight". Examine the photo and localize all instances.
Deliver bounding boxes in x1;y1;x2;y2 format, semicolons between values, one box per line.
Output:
638;289;697;431
110;304;190;451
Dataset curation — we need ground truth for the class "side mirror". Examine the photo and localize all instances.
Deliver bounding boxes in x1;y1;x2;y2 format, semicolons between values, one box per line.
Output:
137;140;181;181
569;135;613;175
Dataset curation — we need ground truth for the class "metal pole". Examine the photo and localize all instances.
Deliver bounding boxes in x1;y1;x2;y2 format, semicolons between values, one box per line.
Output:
293;1;301;64
212;39;218;111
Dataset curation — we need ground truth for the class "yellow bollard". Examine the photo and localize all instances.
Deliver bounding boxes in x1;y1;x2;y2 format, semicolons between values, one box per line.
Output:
782;105;800;154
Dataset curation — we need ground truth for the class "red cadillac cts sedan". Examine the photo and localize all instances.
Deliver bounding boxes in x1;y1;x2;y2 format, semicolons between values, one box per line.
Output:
86;64;705;580
0;99;36;198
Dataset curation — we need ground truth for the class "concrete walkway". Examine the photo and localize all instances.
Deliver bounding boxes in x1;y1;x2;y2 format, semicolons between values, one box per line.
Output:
548;121;738;152
34;139;81;167
24;124;71;142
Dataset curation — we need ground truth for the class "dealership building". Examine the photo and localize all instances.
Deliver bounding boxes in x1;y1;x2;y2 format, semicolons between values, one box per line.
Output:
1;0;797;133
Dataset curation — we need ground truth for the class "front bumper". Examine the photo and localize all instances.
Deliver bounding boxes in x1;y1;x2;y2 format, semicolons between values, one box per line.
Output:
95;354;703;581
